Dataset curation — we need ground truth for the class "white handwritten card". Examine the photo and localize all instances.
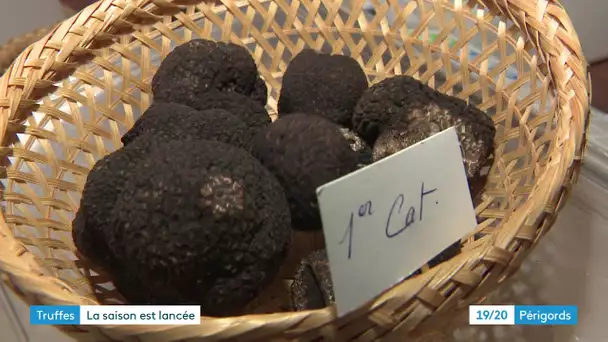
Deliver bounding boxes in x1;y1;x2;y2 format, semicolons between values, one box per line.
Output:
316;127;477;317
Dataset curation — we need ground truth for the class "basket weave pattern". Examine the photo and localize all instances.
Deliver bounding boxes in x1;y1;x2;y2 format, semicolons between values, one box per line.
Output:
0;0;589;340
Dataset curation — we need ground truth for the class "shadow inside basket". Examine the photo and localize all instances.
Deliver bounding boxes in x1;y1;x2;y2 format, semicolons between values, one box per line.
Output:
1;0;559;314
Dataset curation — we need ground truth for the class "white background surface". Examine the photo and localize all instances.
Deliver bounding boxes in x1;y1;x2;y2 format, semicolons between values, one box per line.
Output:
0;0;607;341
560;0;608;62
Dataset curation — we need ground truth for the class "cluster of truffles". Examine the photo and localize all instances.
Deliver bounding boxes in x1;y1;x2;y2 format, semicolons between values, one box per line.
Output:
74;39;288;317
73;38;496;317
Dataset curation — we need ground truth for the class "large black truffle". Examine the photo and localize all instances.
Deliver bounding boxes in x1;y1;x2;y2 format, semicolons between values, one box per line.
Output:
290;249;334;311
252;114;359;231
152;39;267;106
110;140;292;317
121;102;255;150
189;91;271;131
278;49;368;128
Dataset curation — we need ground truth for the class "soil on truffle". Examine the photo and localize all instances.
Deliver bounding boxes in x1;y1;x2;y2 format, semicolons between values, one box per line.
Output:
291;249;334;311
152;39;267;106
188;91;271;131
109;140;291;317
278;49;368;128
252;113;359;231
121;102;255;151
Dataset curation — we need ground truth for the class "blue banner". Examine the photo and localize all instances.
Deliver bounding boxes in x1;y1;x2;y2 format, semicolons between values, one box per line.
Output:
514;305;578;325
30;305;80;325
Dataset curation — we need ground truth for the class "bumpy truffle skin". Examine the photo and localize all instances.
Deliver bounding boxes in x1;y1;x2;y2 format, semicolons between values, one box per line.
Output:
72;136;154;272
253;114;359;231
189;91;271;131
357;75;495;178
291;249;335;311
352;75;426;145
278;49;368;128
340;127;373;168
110;140;291;317
372;103;495;179
121;102;255;151
152;39;267;106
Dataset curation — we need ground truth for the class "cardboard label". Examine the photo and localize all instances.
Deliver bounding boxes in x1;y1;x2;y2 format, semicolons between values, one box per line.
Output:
316;127;477;317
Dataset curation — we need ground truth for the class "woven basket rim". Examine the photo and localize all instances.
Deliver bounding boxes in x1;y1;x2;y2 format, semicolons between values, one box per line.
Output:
0;0;591;340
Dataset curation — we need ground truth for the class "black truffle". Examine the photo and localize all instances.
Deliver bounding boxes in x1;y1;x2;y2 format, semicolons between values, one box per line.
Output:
152;39;267;106
252;114;359;231
278;49;368;128
121;102;255;150
352;75;427;145
110;140;292;317
340;127;373;168
291;249;335;311
355;75;495;178
188;91;271;131
372;105;495;179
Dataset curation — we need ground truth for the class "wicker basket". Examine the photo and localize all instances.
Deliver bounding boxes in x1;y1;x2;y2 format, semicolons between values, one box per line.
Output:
0;0;590;340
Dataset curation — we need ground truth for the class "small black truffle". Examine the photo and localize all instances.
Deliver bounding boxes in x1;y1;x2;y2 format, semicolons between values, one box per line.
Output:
278;49;368;128
252;114;359;231
189;91;271;131
121;102;255;150
110;140;292;317
291;249;335;311
152;39;267;106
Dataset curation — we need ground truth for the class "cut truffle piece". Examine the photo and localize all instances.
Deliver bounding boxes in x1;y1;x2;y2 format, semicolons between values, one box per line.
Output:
110;140;292;317
189;91;271;131
340;127;373;168
152;39;267;106
372;100;496;179
252;114;359;231
278;49;368;128
291;249;335;311
73;135;156;273
121;102;255;151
